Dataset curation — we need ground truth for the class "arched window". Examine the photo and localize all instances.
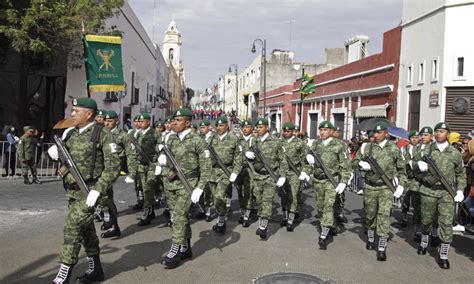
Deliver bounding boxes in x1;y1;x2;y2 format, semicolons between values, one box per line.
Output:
169;48;174;60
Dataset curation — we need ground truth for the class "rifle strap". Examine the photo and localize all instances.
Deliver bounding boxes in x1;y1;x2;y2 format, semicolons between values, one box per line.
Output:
89;124;102;180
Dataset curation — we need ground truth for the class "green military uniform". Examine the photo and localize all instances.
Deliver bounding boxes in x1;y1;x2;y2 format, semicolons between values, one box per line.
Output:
52;97;120;284
414;123;466;269
17;127;39;184
158;127;177;226
236;119;255;226
280;122;308;231
248;118;289;239
159;107;211;269
129;115;143;209
308;121;351;247
199;120;216;219
353;122;407;260
207;116;243;233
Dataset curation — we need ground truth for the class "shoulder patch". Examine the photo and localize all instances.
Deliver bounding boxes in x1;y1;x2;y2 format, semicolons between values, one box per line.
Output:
204;149;210;158
109;143;118;153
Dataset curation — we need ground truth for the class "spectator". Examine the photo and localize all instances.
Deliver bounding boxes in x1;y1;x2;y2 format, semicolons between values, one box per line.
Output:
2;125;19;179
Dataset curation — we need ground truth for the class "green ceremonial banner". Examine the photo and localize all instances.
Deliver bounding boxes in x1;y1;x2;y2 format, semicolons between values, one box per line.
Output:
84;35;125;93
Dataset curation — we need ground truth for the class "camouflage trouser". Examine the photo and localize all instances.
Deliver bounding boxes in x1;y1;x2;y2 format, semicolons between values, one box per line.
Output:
168;186;192;245
364;186;392;237
235;167;253;210
209;173;230;216
402;186;421;226
253;174;275;219
202;182;214;210
163;177;176;211
139;170;157;208
334;191;345;217
419;186;454;243
60;198;100;265
21;159;37;177
134;174;143;200
281;172;299;213
97;185;118;224
315;180;337;227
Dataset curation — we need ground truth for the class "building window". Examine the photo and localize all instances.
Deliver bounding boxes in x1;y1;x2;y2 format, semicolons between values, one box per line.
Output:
431;58;438;82
257;67;261;79
457;57;464;77
418;62;425;84
407;65;413;86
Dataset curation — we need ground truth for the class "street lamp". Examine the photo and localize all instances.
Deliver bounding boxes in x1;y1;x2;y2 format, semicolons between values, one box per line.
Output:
220;75;226;113
251;39;266;117
228;64;238;118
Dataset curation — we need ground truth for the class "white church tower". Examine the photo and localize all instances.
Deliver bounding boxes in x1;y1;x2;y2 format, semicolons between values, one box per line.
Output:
162;20;183;75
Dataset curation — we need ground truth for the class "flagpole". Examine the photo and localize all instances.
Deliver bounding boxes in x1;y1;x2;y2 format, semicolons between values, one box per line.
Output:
81;22;91;98
299;68;304;128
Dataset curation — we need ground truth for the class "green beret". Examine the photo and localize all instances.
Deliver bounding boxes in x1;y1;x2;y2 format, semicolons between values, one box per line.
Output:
282;122;295;131
164;115;174;123
133;115;141;122
420;126;433;134
97;109;107;116
23;125;34;132
434;122;450;131
154;121;164;127
373;122;388;132
72;97;97;110
294;125;300;131
318;120;334;129
408;130;419;138
255;117;269;126
200;120;211;126
241;119;253;127
216;116;228;124
173;107;193;118
191;123;198;129
105;110;118;119
367;130;374;138
140;113;151;120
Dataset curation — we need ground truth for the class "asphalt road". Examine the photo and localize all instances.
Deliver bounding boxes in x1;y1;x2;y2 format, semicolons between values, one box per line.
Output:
0;177;473;283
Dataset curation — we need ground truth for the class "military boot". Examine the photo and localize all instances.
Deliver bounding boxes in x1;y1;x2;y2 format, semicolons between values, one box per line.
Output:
319;226;330;250
162;243;181;269
366;229;375;250
413;225;422;242
205;207;212;222
101;210;112;231
76;255;104;283
376;237;388;261
93;207;103;222
23;175;30;184
32;176;42;184
212;215;226;235
287;211;296;232
52;263;73;284
430;227;440;247
280;211;288;227
437;243;450;269
417;234;429;255
180;239;193;261
399;212;408;228
256;218;268;239
137;207;154;226
132;191;144;210
226;197;232;213
101;223;121;238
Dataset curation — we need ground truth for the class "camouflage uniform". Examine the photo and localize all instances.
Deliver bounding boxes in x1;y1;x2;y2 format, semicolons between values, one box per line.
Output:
128;127;143;208
236;132;255;225
18;132;38;183
201;131;216;218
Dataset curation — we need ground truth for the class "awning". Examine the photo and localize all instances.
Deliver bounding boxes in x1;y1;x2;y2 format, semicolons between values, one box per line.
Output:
355;104;388;118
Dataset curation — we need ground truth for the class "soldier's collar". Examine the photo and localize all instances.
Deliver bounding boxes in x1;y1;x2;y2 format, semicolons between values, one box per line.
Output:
243;134;252;141
218;132;228;140
77;122;95;134
435;141;449;152
141;127;151;135
259;132;269;142
377;139;388;148
287;136;295;143
322;137;333;146
178;128;192;141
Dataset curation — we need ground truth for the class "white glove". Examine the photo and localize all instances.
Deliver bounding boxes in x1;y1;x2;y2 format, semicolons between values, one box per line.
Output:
14;136;20;142
47;145;59;161
86;190;100;207
418;161;428;172
158;144;164;151
124;176;134;183
158;154;167;166
299;172;310;181
454;190;464;202
154;165;162;176
229;172;238;183
276;177;286;187
191;188;203;204
306;154;315;165
408;160;413;169
245;151;255;159
335;183;346;194
358;161;371;171
393;185;404;199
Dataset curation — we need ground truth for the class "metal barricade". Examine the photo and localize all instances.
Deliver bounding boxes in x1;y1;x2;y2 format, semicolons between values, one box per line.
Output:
0;141;59;180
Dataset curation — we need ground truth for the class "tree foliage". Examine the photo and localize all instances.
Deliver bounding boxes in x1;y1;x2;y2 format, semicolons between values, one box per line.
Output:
0;0;124;56
186;87;195;102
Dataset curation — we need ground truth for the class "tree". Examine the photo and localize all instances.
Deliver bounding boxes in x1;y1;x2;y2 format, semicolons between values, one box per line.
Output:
186;87;195;102
0;0;123;58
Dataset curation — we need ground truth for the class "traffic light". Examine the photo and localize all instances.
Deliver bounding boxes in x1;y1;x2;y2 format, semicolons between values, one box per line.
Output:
243;92;249;106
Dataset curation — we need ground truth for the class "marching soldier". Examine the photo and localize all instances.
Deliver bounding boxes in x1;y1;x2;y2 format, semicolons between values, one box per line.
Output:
244;118;288;239
236;119;255;227
135;113;158;226
191;122;198;134
207;116;243;234
48;97;120;283
100;110;138;238
400;130;422;242
18;126;41;184
280;122;309;231
155;107;211;268
306;121;351;249
333;126;348;224
199;119;215;220
414;122;465;269
353;122;406;261
95;109;106;126
129;115;144;210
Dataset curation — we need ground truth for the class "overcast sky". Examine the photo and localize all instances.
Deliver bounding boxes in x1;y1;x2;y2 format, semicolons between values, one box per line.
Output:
128;0;402;91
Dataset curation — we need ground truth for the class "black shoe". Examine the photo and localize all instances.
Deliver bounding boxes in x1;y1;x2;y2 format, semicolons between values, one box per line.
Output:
280;219;288;227
330;227;338;236
32;178;42;184
101;221;113;231
238;216;244;224
399;219;408;228
287;223;294;232
377;250;387;261
76;255;104;283
437;257;450;269
318;237;327;250
242;220;250;227
132;201;144;210
212;222;226;235
430;236;440;248
205;215;212;222
366;241;375;250
166;220;173;227
23;177;30;184
417;245;427;255
256;228;267;239
413;233;422;243
336;214;347;224
150;209;156;219
162;244;181;269
294;212;300;220
163;208;171;219
101;225;121;238
196;212;205;219
180;247;193;260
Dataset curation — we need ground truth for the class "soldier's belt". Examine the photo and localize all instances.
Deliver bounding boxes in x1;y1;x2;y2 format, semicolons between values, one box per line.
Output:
421;182;444;190
255;166;278;175
365;180;385;187
167;169;199;182
66;180;97;191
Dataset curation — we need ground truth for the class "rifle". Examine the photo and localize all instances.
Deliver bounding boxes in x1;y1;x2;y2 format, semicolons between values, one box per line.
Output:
205;141;231;178
161;145;204;212
130;136;152;166
53;135;90;196
251;142;286;194
362;154;397;194
309;149;338;188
